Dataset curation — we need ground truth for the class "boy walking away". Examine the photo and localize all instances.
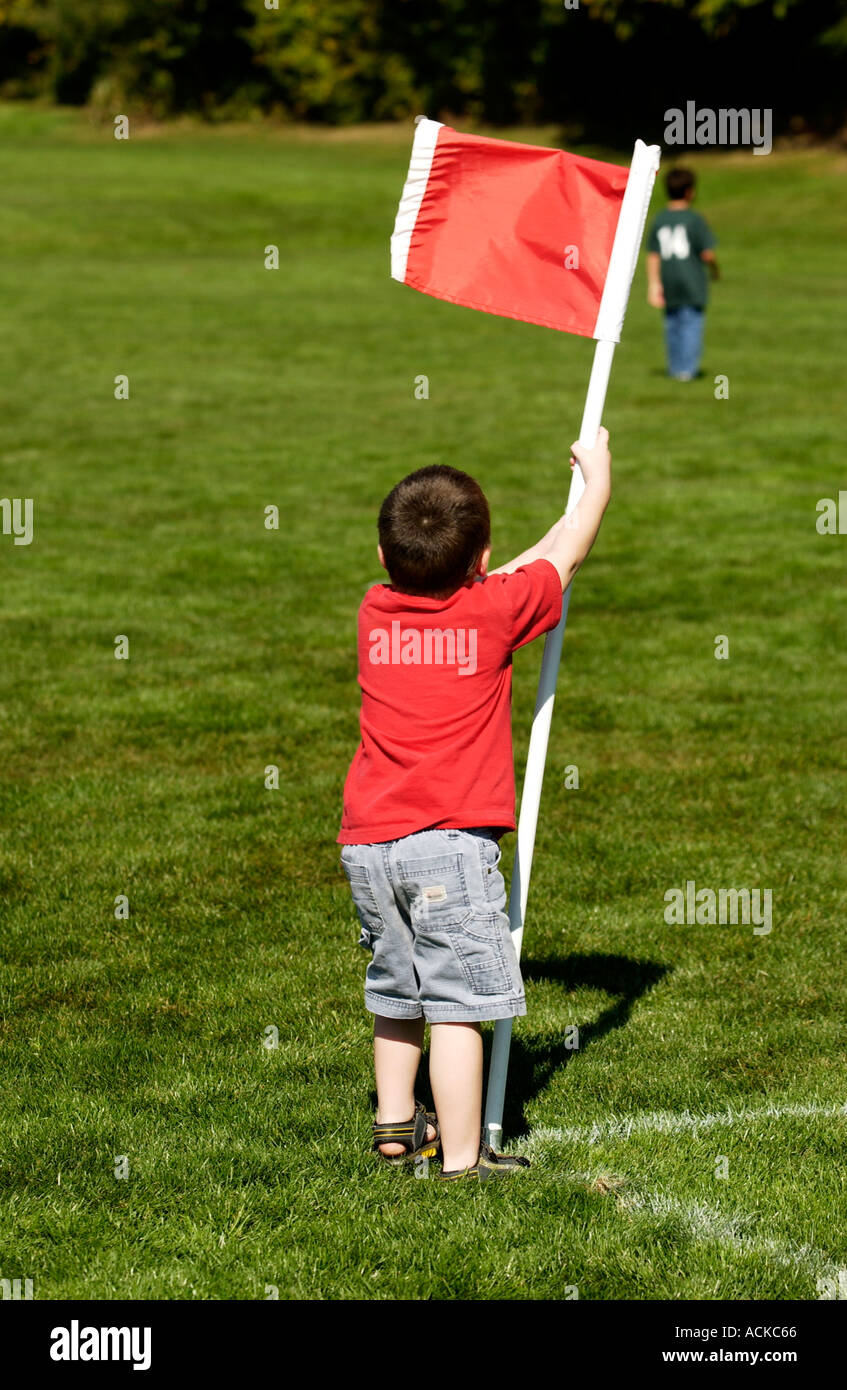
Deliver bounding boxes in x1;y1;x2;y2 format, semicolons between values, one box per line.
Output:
338;428;612;1181
646;167;719;381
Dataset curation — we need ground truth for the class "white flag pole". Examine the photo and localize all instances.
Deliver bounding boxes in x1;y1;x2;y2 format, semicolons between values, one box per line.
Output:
484;139;661;1150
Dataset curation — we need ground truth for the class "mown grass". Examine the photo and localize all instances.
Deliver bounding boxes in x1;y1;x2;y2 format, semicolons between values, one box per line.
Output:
0;104;845;1300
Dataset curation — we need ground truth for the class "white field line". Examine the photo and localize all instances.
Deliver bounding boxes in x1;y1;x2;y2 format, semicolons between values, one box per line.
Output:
527;1100;847;1148
526;1101;847;1291
625;1191;845;1284
554;1176;846;1288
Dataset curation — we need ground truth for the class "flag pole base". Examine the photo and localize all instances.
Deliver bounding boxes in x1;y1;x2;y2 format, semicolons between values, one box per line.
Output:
484;1122;503;1150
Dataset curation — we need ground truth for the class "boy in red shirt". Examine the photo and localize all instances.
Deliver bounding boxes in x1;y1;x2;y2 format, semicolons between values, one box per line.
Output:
338;427;612;1180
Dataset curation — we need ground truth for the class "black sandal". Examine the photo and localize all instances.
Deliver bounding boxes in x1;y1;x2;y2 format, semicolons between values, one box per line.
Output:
439;1139;531;1182
372;1100;441;1166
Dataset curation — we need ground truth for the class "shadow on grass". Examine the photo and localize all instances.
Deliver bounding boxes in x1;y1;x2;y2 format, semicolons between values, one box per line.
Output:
497;952;670;1138
381;952;669;1142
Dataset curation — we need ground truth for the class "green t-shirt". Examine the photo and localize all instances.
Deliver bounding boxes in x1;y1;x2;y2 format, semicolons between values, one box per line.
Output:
647;208;716;310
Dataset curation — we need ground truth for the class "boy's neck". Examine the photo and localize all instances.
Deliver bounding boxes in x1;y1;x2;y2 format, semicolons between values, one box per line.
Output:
668;198;692;210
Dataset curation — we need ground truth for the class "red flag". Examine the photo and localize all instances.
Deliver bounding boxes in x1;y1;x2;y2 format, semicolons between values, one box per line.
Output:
391;119;630;339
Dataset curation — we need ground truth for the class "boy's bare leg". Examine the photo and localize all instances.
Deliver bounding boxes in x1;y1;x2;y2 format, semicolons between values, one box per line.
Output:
373;1015;436;1155
429;1021;483;1170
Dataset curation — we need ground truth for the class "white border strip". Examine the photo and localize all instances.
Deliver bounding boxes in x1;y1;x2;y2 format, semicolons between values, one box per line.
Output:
592;137;662;343
524;1103;847;1289
526;1100;847;1148
390;117;444;284
557;1174;845;1284
623;1190;845;1286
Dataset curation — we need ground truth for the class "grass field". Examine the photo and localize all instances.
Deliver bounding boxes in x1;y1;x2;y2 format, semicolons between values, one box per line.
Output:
0;104;845;1301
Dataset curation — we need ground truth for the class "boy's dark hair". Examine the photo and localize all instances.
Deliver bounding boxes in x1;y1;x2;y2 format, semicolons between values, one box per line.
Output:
666;166;696;200
378;464;491;597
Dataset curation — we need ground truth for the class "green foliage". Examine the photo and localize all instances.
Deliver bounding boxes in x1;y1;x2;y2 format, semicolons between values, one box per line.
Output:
242;0;417;123
0;0;255;114
818;10;847;51
583;0;807;37
0;0;843;127
582;0;847;46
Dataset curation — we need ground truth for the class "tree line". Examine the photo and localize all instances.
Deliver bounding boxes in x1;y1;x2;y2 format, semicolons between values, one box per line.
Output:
0;0;843;139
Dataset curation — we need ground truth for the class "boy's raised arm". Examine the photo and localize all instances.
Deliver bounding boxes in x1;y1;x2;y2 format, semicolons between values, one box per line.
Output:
490;427;612;590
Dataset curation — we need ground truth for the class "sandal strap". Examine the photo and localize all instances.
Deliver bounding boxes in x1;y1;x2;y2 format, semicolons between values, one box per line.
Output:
373;1118;416;1137
372;1101;432;1154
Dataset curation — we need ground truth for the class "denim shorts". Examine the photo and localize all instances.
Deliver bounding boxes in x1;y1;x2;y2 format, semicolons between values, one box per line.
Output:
340;827;526;1023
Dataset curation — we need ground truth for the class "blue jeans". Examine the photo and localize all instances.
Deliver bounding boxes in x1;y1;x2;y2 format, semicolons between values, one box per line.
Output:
664;305;704;378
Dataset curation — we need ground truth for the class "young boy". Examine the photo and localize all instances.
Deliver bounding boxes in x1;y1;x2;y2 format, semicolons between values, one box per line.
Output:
338;428;612;1181
646;167;719;381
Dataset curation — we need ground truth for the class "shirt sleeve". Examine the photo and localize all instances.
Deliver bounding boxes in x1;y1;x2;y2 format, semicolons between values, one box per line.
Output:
494;558;563;652
646;217;660;253
696;215;717;252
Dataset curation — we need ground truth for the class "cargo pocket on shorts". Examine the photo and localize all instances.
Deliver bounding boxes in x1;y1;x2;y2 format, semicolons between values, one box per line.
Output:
340;857;385;951
478;838;507;913
394;853;473;930
450;915;511;996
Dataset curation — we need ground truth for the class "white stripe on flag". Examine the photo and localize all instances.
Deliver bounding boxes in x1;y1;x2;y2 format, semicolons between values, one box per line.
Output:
390;117;444;284
592;137;662;343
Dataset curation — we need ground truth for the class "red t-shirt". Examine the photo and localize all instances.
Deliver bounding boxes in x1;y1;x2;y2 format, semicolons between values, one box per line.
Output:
338;558;563;844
